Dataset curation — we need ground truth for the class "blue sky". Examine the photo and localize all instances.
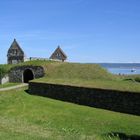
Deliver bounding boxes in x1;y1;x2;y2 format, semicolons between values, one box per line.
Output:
0;0;140;64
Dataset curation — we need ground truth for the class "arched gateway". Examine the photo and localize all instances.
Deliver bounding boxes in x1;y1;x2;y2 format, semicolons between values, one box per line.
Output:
9;65;45;83
23;69;34;83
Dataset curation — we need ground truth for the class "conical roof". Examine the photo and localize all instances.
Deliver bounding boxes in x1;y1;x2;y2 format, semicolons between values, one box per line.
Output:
7;39;24;55
56;46;67;58
50;46;67;59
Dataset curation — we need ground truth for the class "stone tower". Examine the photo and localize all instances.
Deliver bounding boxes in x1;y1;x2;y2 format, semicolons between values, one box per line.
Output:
7;39;25;64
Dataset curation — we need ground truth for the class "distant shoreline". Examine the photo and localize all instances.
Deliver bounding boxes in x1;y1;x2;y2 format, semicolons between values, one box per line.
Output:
97;63;140;69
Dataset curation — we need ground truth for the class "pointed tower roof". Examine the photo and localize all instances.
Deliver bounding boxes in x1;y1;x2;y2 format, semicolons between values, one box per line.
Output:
50;46;67;60
57;46;67;58
8;39;24;54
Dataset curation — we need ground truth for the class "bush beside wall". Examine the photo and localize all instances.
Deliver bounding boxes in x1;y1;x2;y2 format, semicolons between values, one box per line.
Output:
29;82;140;116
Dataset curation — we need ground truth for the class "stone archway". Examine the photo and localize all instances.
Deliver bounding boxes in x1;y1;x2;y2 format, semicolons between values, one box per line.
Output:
23;69;34;83
9;65;45;83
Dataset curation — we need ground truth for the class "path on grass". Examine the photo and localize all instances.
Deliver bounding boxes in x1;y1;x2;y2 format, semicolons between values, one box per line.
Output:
0;83;28;91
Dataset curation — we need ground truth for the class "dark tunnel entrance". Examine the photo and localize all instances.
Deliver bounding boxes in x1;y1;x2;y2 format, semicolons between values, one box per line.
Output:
23;69;34;83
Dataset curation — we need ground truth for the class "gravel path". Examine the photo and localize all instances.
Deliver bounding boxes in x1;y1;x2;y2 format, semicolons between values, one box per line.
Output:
0;83;28;91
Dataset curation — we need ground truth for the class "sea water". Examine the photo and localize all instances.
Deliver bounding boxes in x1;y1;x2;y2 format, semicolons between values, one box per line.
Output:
99;63;140;75
107;67;140;75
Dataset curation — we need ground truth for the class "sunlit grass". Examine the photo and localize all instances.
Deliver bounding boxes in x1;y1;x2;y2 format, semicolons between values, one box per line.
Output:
0;83;20;89
0;88;140;140
1;60;140;92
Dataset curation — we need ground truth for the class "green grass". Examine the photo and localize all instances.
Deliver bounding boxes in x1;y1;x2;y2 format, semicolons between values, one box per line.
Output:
0;60;56;77
1;60;140;92
34;78;140;92
0;83;20;89
0;60;114;80
0;88;140;140
29;61;140;92
42;62;114;80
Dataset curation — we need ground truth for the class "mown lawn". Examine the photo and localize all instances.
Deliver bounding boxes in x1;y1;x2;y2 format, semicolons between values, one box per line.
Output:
0;88;140;140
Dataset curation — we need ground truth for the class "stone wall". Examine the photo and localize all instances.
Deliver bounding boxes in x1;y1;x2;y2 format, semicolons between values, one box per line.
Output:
29;82;140;116
0;75;9;84
9;65;45;83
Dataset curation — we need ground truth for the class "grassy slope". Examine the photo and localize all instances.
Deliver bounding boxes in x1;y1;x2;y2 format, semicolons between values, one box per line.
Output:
0;83;20;89
29;60;140;92
0;88;140;140
0;60;113;80
1;60;140;92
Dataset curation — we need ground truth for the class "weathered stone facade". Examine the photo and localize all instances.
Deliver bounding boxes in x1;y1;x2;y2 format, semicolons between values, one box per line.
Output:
9;66;45;83
50;46;67;62
7;40;68;64
7;39;25;64
29;82;140;115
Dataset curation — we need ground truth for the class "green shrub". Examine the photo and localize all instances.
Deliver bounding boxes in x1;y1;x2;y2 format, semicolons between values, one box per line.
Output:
134;77;140;83
0;66;9;78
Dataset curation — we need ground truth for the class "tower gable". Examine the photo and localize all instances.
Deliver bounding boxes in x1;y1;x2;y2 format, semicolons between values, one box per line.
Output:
7;39;25;64
50;46;67;62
